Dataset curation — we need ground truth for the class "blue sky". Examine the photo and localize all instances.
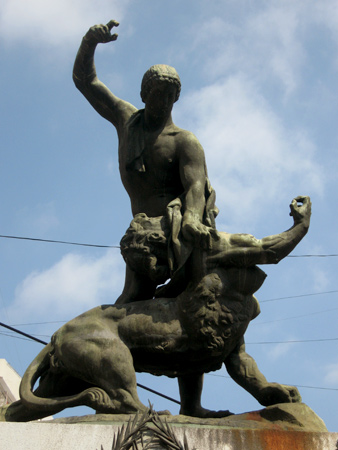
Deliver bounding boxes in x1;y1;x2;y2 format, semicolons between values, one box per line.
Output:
1;0;337;431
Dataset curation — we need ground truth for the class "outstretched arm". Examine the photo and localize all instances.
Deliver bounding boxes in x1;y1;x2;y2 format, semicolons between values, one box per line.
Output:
208;196;311;266
73;20;136;131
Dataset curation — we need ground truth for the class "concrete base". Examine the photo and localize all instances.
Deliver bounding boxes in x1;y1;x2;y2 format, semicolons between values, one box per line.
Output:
1;420;338;450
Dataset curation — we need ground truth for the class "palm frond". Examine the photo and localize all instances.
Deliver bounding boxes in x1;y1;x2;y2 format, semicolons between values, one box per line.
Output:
101;407;194;450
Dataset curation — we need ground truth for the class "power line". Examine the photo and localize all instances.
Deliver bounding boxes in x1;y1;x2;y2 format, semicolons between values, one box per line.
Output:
207;374;338;392
254;307;338;325
1;234;337;258
0;234;119;249
0;322;49;345
247;338;338;344
288;254;338;258
260;290;338;303
0;332;33;342
2;330;51;338
10;321;67;327
294;385;338;392
137;385;180;405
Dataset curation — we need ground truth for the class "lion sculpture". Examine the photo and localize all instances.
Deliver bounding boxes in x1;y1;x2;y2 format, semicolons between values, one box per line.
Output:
2;197;310;422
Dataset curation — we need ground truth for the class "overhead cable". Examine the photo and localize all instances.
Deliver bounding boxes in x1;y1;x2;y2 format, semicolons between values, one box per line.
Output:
247;338;338;344
260;290;338;303
0;234;119;249
0;234;337;258
207;374;338;392
0;321;49;345
254;306;338;325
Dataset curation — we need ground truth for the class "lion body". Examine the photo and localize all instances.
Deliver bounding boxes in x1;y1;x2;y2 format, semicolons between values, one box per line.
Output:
15;269;263;419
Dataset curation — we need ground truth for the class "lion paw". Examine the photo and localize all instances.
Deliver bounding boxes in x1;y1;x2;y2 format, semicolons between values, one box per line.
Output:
83;387;114;411
280;384;302;403
259;383;302;406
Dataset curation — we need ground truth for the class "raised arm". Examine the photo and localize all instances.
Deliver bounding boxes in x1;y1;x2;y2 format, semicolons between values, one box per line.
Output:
208;196;311;267
73;20;136;132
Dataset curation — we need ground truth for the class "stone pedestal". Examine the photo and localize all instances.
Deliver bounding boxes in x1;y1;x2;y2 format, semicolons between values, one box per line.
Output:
1;404;337;450
1;421;338;450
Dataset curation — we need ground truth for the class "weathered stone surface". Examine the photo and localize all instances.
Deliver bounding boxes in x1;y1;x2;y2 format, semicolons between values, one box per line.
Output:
1;420;337;450
0;402;333;449
51;402;327;432
258;402;328;432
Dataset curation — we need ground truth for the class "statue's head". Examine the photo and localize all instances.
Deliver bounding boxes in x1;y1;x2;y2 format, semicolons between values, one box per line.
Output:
141;64;181;104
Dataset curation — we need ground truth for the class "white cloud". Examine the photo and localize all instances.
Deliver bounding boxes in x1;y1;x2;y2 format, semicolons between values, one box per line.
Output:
188;1;338;96
175;75;323;231
267;341;296;362
324;363;338;385
312;1;338;39
0;0;129;48
310;267;330;292
189;5;302;95
6;249;125;321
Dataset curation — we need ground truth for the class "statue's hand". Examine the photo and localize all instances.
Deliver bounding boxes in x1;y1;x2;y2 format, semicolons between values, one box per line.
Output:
182;213;219;249
289;195;311;227
84;20;119;44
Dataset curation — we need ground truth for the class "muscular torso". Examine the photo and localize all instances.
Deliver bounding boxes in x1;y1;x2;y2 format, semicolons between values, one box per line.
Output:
119;121;185;217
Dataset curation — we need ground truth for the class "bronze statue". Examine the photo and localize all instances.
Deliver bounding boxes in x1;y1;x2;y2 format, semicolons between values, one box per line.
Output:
1;21;312;422
2;196;311;421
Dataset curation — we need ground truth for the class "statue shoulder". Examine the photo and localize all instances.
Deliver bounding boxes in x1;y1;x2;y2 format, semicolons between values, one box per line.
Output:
173;128;205;157
173;127;198;141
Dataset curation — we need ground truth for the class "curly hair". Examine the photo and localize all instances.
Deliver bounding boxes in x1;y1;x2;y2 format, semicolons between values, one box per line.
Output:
140;64;181;103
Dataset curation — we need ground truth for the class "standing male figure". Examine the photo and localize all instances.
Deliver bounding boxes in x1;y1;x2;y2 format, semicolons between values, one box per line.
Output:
73;20;217;304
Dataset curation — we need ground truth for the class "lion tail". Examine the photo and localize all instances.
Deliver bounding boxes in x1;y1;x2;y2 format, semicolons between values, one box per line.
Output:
19;343;57;411
19;342;94;414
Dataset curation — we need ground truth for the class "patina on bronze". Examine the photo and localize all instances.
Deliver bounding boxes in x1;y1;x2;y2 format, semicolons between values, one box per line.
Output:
1;21;312;422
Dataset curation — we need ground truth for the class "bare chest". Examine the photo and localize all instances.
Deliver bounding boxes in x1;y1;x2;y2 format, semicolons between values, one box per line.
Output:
120;130;180;184
118;126;184;215
142;131;178;172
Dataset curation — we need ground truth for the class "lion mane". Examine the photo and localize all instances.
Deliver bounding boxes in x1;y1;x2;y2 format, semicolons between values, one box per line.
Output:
177;273;256;354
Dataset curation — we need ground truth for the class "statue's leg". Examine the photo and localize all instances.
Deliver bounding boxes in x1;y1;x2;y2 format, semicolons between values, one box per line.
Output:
115;265;157;305
224;338;301;406
93;341;147;414
58;333;147;414
178;374;232;418
178;374;203;416
96;341;147;414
